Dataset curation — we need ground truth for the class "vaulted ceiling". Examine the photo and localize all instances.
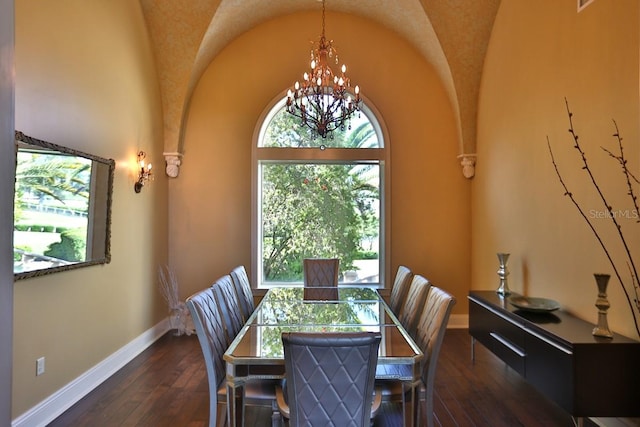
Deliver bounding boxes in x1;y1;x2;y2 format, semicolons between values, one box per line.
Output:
140;0;501;176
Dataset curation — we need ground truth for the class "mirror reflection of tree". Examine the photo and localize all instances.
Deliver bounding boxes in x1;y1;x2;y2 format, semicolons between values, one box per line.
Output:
257;288;380;357
15;152;91;206
14;151;92;268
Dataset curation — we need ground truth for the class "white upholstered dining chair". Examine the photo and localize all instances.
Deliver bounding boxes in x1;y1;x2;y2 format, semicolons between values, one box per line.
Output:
186;287;280;427
302;258;340;300
377;285;456;427
389;265;413;316
230;265;255;323
211;275;244;345
275;331;382;426
398;274;431;338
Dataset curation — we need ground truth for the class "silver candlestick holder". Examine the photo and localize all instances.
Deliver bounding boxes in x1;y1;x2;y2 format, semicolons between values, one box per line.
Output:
496;253;511;296
592;273;613;338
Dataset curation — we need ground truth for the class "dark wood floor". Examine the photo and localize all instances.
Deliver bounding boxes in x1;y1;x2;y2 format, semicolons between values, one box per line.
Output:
49;329;584;427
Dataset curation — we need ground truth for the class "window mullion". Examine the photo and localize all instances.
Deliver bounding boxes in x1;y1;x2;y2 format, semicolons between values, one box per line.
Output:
257;147;384;162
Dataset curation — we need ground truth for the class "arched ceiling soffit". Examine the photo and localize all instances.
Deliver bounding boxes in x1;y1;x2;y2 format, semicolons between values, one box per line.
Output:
421;0;502;163
139;0;222;177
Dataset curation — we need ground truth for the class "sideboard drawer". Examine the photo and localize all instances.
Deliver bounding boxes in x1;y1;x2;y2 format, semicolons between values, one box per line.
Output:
469;297;525;375
525;329;573;412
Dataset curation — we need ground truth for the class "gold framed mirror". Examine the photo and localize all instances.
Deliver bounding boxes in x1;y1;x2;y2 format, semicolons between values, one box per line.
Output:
13;131;115;280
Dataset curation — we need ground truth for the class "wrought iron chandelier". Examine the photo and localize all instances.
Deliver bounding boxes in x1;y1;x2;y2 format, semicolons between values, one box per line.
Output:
286;0;361;139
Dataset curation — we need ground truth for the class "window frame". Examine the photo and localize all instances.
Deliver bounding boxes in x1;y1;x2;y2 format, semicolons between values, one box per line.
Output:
252;93;391;289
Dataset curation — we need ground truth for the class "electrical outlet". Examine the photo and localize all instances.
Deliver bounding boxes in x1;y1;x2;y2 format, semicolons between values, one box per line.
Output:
36;357;45;376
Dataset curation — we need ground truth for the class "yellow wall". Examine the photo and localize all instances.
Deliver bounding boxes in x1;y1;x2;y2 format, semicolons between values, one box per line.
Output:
172;12;471;309
13;0;168;417
475;0;639;339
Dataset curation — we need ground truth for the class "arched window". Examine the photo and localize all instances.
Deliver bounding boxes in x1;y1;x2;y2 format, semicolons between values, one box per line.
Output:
253;95;389;288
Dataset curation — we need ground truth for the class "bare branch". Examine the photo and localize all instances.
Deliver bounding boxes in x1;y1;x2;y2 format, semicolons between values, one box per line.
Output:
546;99;640;337
600;120;640;221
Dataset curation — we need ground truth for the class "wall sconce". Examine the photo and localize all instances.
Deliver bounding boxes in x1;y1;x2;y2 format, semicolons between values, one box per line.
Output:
134;151;153;193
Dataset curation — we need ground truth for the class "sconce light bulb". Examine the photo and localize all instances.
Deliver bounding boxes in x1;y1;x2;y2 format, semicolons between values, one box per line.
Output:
134;150;152;193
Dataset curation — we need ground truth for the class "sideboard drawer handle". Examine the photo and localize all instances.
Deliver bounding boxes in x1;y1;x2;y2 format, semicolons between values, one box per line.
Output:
490;332;526;357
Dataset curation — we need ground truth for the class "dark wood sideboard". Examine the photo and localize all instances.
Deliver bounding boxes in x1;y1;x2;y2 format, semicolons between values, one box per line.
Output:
468;290;640;418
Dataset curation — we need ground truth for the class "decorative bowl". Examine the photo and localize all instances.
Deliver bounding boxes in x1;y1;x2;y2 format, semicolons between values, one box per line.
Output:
509;296;560;313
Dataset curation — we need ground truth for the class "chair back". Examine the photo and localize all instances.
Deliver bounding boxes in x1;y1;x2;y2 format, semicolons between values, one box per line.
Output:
303;258;340;300
414;286;456;427
186;288;227;427
399;274;431;338
212;275;244;344
389;265;413;316
230;265;255;322
281;332;381;427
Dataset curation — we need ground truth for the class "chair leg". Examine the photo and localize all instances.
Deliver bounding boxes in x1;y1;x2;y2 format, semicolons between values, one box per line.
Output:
424;380;436;427
271;400;282;427
400;382;419;427
425;396;434;427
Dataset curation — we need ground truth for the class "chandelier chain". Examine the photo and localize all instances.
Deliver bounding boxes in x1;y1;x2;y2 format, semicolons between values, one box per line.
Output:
285;0;361;139
321;0;325;40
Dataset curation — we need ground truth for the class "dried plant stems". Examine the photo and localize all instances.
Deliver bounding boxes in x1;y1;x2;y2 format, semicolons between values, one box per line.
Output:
547;99;639;337
158;264;180;309
158;265;193;336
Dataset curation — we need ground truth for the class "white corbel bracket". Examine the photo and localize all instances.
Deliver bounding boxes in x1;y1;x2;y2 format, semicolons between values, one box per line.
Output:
163;152;183;178
457;154;477;179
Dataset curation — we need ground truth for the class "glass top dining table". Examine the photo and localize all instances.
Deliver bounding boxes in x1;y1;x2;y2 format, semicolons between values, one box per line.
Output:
223;286;423;425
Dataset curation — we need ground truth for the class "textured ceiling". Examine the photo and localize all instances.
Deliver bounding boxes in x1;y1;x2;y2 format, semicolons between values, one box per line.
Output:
140;0;501;174
193;0;448;98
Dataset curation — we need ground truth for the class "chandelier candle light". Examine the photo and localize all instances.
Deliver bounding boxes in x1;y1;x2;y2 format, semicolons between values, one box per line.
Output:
286;0;361;139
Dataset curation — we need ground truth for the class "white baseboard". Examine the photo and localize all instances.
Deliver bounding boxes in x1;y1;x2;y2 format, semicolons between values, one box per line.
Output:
12;318;171;427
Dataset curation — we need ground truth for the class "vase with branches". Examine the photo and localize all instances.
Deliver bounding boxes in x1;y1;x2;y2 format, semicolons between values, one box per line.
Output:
547;99;639;338
158;265;194;336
